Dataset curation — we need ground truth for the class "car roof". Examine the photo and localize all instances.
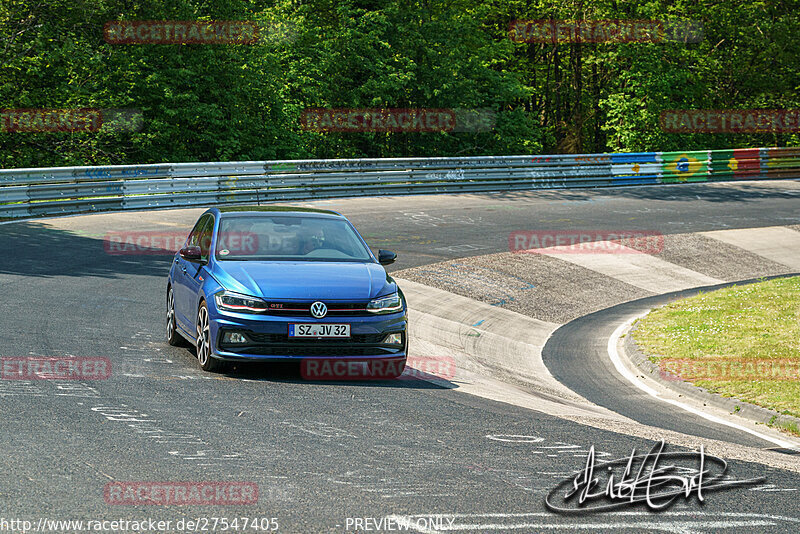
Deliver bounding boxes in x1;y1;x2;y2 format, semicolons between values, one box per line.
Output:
212;205;343;217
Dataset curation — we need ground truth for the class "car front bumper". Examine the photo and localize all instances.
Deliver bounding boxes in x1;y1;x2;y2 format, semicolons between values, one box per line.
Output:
208;308;408;363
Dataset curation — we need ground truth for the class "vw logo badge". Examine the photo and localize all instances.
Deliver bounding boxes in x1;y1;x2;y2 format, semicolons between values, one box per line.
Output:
310;301;327;318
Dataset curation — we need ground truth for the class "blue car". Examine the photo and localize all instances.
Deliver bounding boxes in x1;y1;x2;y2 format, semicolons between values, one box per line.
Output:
166;206;407;376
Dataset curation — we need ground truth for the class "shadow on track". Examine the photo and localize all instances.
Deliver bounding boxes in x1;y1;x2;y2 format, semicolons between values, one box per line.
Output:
475;180;800;204
205;359;457;390
0;221;175;278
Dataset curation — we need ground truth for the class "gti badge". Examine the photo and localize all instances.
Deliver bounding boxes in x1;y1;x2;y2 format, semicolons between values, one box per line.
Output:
310;301;328;318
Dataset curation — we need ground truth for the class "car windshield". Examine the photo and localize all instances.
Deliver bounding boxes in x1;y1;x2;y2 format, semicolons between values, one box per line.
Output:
215;215;373;262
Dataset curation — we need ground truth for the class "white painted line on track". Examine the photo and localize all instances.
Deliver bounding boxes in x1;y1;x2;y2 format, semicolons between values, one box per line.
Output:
607;314;799;450
485;435;545;443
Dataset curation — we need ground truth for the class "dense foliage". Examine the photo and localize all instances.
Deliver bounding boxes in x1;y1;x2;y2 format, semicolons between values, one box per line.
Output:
1;0;798;167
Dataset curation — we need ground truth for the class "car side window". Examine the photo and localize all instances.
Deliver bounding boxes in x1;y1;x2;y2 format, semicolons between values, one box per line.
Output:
186;215;210;248
197;216;215;261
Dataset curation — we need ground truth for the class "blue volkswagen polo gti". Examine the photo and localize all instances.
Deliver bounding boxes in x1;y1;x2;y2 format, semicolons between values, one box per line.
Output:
166;206;407;376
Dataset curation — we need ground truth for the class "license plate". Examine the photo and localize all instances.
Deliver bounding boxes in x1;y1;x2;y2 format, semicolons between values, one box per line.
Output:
289;323;351;338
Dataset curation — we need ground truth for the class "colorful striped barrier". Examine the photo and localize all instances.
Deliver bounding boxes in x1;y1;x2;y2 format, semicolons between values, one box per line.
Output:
1;147;798;219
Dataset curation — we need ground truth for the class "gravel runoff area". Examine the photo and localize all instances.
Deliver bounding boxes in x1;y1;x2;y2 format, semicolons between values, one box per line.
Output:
642;231;791;281
396;250;650;324
395;230;796;324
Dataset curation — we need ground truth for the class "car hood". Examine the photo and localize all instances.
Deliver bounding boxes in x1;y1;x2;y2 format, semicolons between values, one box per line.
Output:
211;260;395;300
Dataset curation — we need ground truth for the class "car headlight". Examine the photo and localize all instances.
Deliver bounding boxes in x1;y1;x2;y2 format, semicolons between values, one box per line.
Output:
367;292;404;314
214;291;269;313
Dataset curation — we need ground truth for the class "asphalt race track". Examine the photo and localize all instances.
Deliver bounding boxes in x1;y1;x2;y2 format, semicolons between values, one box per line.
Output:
542;279;797;450
2;180;800;533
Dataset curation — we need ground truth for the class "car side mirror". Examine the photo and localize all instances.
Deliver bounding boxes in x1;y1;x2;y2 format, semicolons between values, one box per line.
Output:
179;245;203;262
378;249;397;265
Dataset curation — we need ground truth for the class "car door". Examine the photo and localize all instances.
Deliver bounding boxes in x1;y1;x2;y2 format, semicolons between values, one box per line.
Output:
182;215;215;333
174;214;212;334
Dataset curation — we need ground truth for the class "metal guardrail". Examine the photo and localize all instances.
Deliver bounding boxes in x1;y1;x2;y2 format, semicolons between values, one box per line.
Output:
1;147;799;218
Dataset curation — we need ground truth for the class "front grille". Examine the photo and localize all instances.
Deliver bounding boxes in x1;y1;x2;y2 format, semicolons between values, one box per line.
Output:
241;345;398;357
247;332;386;344
262;302;369;316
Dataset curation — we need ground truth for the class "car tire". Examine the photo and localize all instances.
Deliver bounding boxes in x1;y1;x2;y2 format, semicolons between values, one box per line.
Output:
392;335;408;379
196;301;223;373
166;287;185;346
